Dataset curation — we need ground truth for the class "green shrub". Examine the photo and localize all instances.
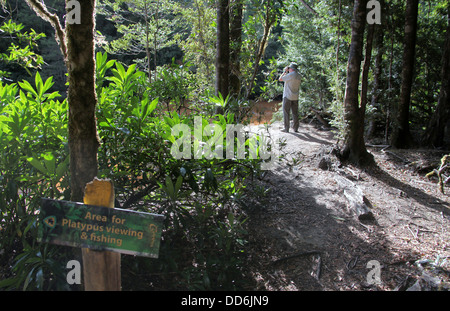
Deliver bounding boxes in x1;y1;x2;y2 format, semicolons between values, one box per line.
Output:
0;72;71;290
1;52;264;290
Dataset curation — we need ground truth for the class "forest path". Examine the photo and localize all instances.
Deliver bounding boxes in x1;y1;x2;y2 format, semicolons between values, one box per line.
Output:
244;120;450;290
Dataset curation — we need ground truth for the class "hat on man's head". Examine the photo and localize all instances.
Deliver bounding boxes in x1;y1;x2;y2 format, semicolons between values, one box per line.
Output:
288;62;298;71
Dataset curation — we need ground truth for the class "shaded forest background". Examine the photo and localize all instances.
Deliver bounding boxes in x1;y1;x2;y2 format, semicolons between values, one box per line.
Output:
0;0;449;291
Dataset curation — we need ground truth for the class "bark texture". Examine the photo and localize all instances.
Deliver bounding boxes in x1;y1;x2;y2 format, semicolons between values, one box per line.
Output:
215;0;230;106
66;0;100;202
229;0;243;97
423;9;450;148
341;0;373;166
391;0;419;148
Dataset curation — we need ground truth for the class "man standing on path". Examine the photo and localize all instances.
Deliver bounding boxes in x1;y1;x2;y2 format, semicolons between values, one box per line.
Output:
279;62;301;133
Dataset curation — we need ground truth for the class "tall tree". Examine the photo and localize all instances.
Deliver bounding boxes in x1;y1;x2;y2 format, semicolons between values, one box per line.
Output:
66;0;100;202
229;0;243;97
423;7;450;148
340;0;373;165
215;0;230;106
26;0;121;291
360;24;375;123
390;0;419;148
367;0;385;139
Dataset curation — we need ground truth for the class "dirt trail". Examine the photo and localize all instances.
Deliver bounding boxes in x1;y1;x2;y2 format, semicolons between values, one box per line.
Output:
244;120;450;291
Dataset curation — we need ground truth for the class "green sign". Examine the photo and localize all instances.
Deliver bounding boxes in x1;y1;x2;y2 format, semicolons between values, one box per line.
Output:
38;198;164;258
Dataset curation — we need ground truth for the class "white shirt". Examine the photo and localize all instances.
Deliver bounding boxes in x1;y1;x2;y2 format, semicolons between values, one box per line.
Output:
280;71;301;101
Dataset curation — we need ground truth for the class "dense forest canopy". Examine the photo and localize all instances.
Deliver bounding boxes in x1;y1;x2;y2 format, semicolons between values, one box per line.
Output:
0;0;449;291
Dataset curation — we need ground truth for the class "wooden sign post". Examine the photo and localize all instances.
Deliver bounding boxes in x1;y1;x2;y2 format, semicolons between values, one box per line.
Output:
38;178;164;291
82;178;120;291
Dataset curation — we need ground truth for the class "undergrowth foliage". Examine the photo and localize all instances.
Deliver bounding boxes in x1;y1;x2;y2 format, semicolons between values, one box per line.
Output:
0;52;263;290
0;72;70;290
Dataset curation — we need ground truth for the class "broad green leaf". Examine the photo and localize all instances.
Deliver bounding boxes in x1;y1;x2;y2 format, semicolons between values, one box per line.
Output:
148;98;158;115
43;152;56;175
18;80;38;98
55;157;69;180
27;157;47;175
23;265;37;291
175;175;183;194
42;76;54;95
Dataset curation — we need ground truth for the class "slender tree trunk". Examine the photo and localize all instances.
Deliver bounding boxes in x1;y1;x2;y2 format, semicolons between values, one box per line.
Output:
154;0;160;78
65;0;120;291
386;11;395;144
245;2;276;99
144;0;152;82
360;24;375;116
336;0;341;102
391;0;418;148
229;0;243;97
66;0;100;202
340;0;373;166
28;0;119;291
193;0;210;69
423;9;450;148
215;0;230;112
367;1;384;138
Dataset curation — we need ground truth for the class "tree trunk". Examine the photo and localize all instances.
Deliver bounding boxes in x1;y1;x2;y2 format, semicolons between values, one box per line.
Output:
144;0;152;83
28;0;110;291
391;0;418;149
360;24;375;118
367;2;385;138
153;0;160;79
215;0;230;114
66;0;100;202
423;9;450;148
336;0;342;102
340;0;373;166
245;1;276;99
229;0;243;98
193;0;211;71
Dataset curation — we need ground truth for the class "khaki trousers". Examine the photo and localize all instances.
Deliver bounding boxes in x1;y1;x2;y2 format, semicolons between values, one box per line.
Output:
282;97;299;132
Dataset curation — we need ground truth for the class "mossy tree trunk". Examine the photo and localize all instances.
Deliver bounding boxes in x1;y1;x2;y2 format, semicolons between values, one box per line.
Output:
390;0;419;148
66;0;100;202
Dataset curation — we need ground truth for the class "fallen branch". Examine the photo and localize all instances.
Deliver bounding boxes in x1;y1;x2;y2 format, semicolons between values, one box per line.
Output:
309;107;330;128
426;154;450;194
